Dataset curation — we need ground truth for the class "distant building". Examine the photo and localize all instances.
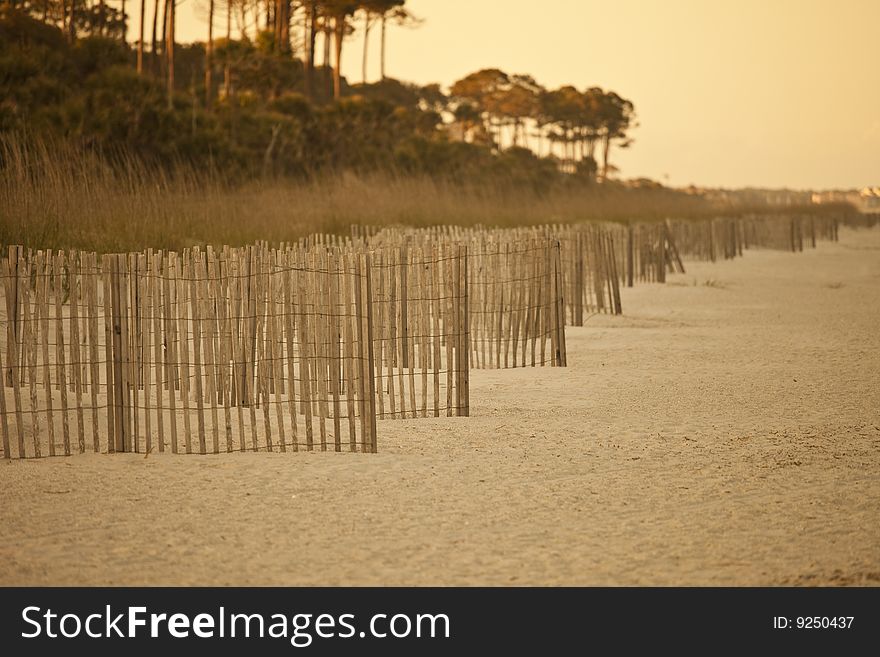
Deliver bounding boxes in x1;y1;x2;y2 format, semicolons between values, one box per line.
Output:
810;189;859;205
811;188;878;212
859;187;880;211
684;187;812;206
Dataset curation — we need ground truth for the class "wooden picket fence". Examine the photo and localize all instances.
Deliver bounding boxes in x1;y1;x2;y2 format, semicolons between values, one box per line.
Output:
740;214;821;252
611;221;686;287
364;225;575;368
3;212;855;459
845;212;878;229
468;237;567;369
1;245;379;458
370;243;470;418
668;214;839;261
612;214;841;282
664;218;743;263
554;224;622;322
287;221;616;360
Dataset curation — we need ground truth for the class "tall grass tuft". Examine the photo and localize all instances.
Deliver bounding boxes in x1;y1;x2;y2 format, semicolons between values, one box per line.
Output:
0;135;841;253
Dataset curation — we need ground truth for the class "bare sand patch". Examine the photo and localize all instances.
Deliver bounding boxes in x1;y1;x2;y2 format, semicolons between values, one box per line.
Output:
1;228;878;586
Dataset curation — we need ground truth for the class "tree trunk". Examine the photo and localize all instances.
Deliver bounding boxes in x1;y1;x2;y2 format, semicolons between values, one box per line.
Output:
380;13;387;79
323;22;332;100
223;0;231;99
601;134;611;180
278;0;290;53
150;0;159;73
66;0;76;41
99;0;106;35
362;11;371;84
160;0;168;80
205;0;214;109
166;0;175;109
121;0;127;41
302;3;308;55
238;3;247;41
304;1;317;100
273;0;280;52
562;130;570;172
333;14;344;100
137;0;145;74
566;131;573;171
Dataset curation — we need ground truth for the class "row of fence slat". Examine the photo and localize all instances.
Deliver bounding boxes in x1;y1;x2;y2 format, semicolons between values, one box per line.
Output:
2;212;852;458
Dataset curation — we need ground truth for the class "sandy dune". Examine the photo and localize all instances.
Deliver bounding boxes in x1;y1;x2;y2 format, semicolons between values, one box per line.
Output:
1;227;878;586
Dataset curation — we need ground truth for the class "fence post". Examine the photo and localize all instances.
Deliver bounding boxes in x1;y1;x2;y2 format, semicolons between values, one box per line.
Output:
607;233;623;315
353;252;368;450
593;229;606;310
664;220;686;273
453;246;462;415
729;220;736;258
626;224;634;288
656;225;666;284
560;241;568;364
363;253;378;453
708;220;716;262
574;232;584;325
110;254;130;452
190;254;207;454
553;241;567;367
0;324;7;457
5;248;25;457
461;244;470;417
5;245;22;388
400;244;409;369
551;240;564;346
245;245;256;406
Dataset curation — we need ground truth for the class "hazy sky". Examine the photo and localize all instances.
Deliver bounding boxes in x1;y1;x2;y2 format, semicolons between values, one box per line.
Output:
171;0;880;189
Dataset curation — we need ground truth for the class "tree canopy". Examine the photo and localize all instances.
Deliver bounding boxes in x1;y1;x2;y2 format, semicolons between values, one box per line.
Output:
1;3;637;187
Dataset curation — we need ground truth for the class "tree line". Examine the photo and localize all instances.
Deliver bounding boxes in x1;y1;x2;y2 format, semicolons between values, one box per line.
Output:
1;1;636;185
